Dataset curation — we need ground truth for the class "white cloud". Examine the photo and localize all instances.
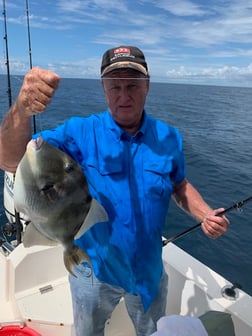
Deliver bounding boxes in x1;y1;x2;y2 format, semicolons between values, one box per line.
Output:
0;58;28;75
57;0;128;16
150;0;207;17
163;63;252;85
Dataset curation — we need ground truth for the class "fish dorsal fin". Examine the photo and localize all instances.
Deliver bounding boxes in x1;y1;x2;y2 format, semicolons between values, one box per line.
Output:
23;222;59;247
75;198;108;239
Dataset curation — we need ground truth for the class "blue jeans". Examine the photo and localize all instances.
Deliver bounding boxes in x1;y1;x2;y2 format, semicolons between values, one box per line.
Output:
69;264;168;336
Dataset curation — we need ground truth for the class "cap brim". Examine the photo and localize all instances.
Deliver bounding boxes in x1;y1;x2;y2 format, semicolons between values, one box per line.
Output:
101;61;148;77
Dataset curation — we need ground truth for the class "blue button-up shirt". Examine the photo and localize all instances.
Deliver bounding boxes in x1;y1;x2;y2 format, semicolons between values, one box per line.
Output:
38;110;186;310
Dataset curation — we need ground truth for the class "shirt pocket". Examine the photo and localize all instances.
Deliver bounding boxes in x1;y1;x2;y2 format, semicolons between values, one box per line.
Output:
86;156;124;176
143;157;173;199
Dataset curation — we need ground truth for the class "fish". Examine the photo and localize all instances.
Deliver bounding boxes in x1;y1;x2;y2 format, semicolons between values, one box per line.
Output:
13;137;108;276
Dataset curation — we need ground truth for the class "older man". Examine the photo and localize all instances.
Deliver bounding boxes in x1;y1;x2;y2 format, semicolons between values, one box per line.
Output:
0;46;229;336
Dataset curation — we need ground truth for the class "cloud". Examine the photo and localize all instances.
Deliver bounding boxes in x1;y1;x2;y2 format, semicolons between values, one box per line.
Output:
0;58;28;75
47;57;101;77
57;0;128;19
163;63;252;85
149;0;207;17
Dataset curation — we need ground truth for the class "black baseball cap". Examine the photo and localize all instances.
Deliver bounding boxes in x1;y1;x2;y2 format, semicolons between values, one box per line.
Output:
101;46;149;77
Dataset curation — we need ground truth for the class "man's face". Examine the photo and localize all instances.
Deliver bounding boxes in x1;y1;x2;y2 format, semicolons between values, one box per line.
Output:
102;69;149;134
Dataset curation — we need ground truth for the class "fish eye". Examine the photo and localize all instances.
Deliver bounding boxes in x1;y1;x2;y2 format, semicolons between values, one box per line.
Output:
64;163;74;173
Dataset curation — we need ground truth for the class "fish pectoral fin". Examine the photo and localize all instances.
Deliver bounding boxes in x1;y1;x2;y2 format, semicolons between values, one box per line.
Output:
64;245;93;278
75;198;108;239
23;222;58;247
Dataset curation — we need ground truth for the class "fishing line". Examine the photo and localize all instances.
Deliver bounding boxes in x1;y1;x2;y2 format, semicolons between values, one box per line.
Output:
162;196;252;246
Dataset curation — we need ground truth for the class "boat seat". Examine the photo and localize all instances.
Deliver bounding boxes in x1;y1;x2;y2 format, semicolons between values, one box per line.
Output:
199;310;235;336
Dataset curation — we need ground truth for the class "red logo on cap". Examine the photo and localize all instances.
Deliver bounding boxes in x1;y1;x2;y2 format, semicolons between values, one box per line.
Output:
114;47;130;55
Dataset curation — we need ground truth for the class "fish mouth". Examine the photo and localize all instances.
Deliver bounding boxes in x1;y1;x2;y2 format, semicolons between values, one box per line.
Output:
27;137;44;151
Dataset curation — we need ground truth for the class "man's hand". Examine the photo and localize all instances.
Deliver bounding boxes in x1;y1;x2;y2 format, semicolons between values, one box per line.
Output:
201;208;230;239
15;67;61;117
0;67;60;172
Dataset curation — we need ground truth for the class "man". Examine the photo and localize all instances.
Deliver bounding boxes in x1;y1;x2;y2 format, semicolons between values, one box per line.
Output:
0;46;229;336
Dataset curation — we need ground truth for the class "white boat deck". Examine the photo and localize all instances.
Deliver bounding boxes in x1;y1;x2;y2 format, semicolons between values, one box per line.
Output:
0;243;252;335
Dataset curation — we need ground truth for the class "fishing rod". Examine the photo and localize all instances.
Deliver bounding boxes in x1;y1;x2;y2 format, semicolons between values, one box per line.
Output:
25;0;32;69
2;0;23;245
25;0;37;134
2;0;12;107
163;196;252;246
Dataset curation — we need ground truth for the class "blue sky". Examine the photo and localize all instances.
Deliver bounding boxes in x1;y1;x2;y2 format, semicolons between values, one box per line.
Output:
1;0;252;86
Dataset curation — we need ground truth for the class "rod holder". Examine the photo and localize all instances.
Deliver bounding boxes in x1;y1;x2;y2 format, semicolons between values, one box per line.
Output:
221;283;242;300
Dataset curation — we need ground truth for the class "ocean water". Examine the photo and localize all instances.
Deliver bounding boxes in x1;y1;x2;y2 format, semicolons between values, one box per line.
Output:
0;75;252;296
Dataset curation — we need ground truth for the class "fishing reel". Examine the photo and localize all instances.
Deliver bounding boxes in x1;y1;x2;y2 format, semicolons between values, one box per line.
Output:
2;221;17;237
1;219;29;241
0;220;26;254
0;220;16;254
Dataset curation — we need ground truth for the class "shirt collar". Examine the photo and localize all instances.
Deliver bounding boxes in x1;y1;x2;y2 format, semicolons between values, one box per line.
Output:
104;109;148;142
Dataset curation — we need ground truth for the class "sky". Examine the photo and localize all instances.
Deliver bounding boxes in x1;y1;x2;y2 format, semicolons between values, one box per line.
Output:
1;0;252;87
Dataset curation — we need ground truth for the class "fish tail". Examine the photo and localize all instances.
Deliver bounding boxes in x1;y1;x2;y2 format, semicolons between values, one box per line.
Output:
64;245;93;279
